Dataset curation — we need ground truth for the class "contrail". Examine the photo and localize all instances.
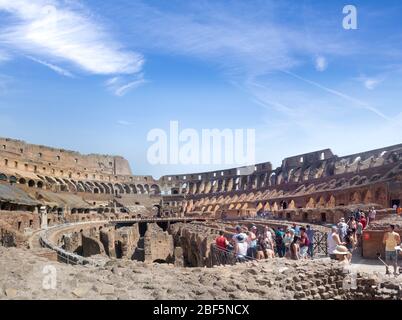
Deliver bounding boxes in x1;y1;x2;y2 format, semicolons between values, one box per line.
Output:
281;70;391;121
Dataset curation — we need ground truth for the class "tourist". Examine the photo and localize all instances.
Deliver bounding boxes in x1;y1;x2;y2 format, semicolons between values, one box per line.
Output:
360;214;367;230
247;226;258;259
289;235;300;260
299;227;310;259
283;229;295;258
328;226;344;260
232;225;247;244
368;207;376;224
393;204;398;214
263;226;275;251
333;245;352;265
348;217;357;244
306;225;315;258
348;216;357;230
338;218;348;242
356;219;363;247
234;234;249;263
216;231;229;250
382;224;401;275
293;223;300;236
256;233;275;259
344;229;355;252
275;227;286;257
355;209;361;221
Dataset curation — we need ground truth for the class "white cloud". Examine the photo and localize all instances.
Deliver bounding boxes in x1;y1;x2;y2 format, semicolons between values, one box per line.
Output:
0;0;144;75
27;56;74;77
122;2;352;78
356;75;384;90
315;56;327;72
117;120;133;126
105;74;147;97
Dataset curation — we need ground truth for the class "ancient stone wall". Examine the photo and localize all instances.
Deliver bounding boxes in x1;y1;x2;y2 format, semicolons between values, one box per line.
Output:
143;224;174;263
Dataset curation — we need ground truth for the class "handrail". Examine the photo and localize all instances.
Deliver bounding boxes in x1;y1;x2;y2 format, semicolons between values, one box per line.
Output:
38;217;215;266
210;243;256;266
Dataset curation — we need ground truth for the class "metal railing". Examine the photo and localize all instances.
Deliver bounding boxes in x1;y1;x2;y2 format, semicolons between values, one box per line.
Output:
210;243;256;266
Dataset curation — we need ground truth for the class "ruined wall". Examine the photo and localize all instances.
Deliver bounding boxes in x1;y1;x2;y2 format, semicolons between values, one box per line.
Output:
116;225;140;259
143;223;174;263
0;137;132;176
169;223;217;267
82;233;106;258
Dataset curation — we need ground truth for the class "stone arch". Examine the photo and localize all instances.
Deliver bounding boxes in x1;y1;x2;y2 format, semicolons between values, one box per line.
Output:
306;197;316;209
137;184;145;194
98;182;109;194
121;184;131;194
317;196;327;208
37;181;44;189
150;184;161;195
363;189;373;204
327;195;336;208
28;180;35;187
288;200;296;209
144;184;150;194
350;191;362;204
114;183;125;194
18;177;27;185
0;173;7;181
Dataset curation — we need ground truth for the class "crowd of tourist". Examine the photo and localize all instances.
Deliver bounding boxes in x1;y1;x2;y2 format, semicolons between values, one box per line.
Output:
215;223;316;262
326;208;375;265
216;206;402;273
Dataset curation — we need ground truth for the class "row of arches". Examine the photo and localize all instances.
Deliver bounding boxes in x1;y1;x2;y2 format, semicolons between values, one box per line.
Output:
0;172;161;195
183;186;388;214
0;157;154;184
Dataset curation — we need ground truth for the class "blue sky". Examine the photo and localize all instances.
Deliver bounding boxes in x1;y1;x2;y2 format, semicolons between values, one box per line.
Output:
0;0;402;178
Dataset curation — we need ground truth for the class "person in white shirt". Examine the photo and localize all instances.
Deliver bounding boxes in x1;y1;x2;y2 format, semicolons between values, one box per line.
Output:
368;207;376;224
328;226;344;260
232;225;247;244
235;234;249;262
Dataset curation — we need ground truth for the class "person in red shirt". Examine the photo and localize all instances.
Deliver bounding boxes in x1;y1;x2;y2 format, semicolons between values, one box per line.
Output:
360;214;367;230
216;231;229;250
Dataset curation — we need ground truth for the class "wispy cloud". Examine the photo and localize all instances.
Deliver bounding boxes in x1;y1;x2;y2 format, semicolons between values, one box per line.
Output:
27;55;74;77
117;120;133;126
282;70;390;121
356;75;384;90
315;56;328;72
105;74;147;97
0;0;144;79
121;1;352;78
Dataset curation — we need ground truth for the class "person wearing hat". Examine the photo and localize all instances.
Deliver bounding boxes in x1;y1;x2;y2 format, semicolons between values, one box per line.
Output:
232;225;247;244
333;245;352;265
235;233;248;262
